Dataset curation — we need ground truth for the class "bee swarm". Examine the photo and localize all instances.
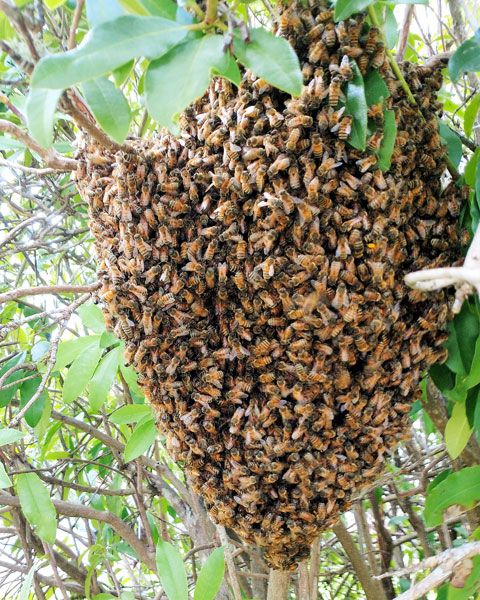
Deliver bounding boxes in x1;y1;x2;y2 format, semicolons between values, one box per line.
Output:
78;0;465;569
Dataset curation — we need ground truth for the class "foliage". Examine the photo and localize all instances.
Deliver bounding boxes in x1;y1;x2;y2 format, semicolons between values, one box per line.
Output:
0;0;478;599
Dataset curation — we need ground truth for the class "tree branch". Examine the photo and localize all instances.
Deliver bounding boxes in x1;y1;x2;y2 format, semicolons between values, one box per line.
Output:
0;283;101;305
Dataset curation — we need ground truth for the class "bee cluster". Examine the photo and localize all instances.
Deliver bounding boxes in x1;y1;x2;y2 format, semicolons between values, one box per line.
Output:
78;0;465;569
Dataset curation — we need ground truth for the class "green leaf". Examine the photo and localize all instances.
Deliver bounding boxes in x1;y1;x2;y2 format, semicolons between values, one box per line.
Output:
45;0;66;8
118;0;149;14
82;76;131;143
86;0;125;26
384;7;399;50
0;353;27;407
89;346;122;412
20;377;47;428
364;70;389;107
0;12;15;40
449;30;480;82
194;547;225;600
233;28;302;96
112;60;135;87
54;335;101;371
444;402;472;460
25;87;62;148
63;345;104;403
146;35;237;131
156;539;188;600
110;404;153;424
384;0;428;4
16;472;57;543
424;466;480;527
465;148;480;188
31;15;188;90
345;61;368;151
124;417;157;462
78;303;106;334
0;428;25;447
18;565;36;600
31;340;50;362
0;463;11;489
142;0;177;19
93;595;117;600
334;0;375;21
464;93;480;139
439;121;463;169
377;109;397;171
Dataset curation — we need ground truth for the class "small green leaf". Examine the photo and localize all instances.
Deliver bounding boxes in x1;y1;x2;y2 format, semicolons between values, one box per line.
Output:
449;30;480;82
439;121;463;169
31;15;188;90
0;463;11;489
89;345;122;412
425;465;480;527
20;377;46;428
25;87;62;148
384;0;428;4
233;28;302;96
0;353;27;408
54;335;102;371
81;77;131;143
444;402;472;460
45;0;66;9
464;93;480;138
156;539;188;600
146;35;237;131
377;108;397;171
0;428;25;447
112;60;135;87
0;12;15;40
63;345;104;403
78;303;106;334
194;547;225;600
384;7;399;50
364;70;389;107
124;418;157;462
334;0;375;21
118;0;149;14
16;472;57;543
110;404;153;424
345;61;368;151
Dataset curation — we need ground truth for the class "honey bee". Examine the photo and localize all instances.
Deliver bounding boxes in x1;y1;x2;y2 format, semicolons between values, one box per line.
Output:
328;77;342;107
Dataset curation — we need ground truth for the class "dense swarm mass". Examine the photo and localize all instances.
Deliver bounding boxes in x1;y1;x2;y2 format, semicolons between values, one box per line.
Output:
77;0;466;568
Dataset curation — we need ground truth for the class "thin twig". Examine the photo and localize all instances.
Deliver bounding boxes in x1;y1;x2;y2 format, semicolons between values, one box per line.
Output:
68;0;85;49
0;282;101;305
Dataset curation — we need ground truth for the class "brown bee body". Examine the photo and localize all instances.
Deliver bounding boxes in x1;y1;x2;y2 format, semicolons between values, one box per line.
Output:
82;1;461;572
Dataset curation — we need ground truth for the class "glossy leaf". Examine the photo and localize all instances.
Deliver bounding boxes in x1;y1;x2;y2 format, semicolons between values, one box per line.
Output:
31;16;188;89
25;87;62;148
54;334;101;371
142;0;177;19
384;7;399;50
156;539;188;600
194;547;225;600
110;404;153;424
20;377;47;428
0;353;27;408
124;417;157;462
112;60;135;87
118;0;149;15
449;30;480;82
334;0;375;21
0;428;25;447
424;466;480;527
444;402;472;460
439;121;463;169
0;463;11;489
89;345;123;412
364;70;389;107
16;472;57;543
377;109;397;171
146;35;240;131
345;61;367;151
82;77;131;143
464;93;480;138
78;303;106;334
233;28;302;96
63;345;104;403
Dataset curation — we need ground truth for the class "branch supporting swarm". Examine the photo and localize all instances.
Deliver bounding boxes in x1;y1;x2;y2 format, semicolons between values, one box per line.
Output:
405;223;480;312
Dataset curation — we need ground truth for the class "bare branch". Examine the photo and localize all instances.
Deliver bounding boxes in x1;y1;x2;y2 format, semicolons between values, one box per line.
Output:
0;283;101;305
